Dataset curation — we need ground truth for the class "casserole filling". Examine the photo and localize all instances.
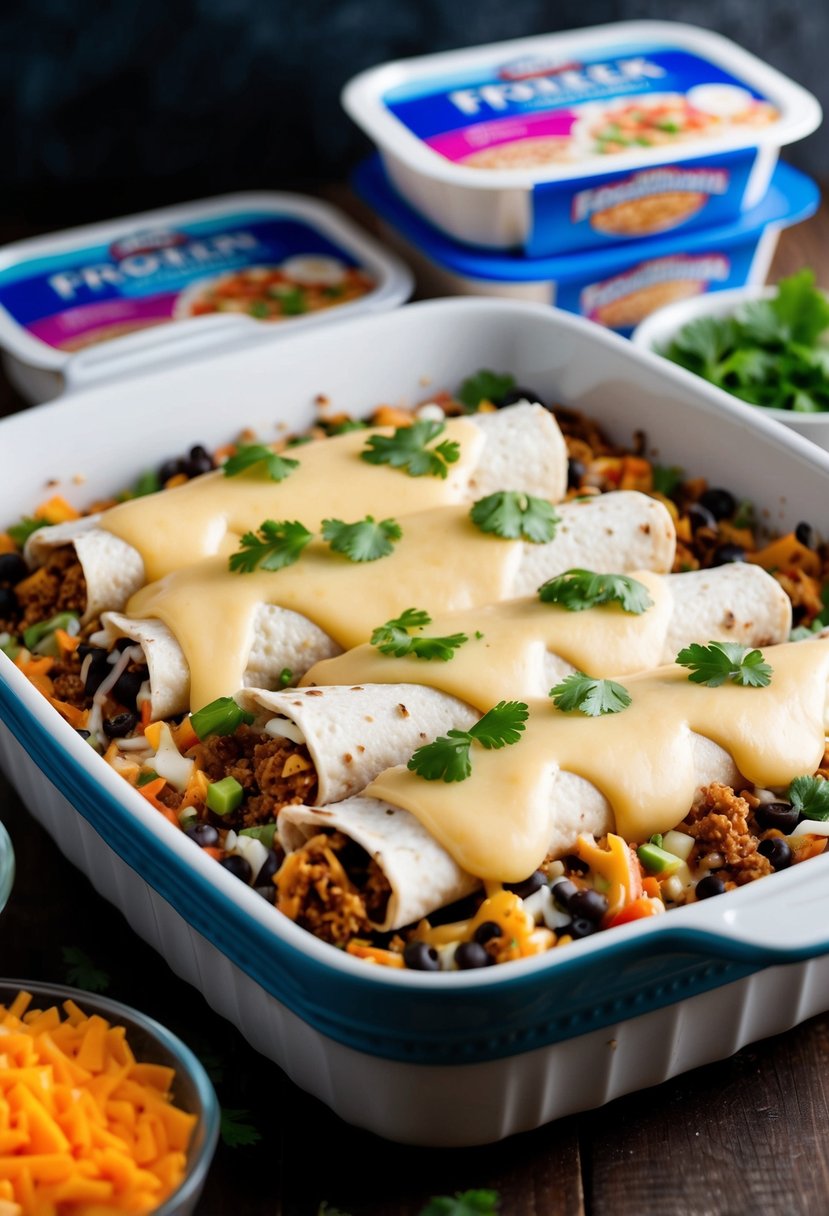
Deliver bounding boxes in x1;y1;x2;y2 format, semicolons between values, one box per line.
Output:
4;373;829;973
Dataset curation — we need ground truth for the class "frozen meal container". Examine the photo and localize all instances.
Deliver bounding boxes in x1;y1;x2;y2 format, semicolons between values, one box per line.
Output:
4;299;829;1147
355;156;819;335
343;21;821;256
0;192;412;404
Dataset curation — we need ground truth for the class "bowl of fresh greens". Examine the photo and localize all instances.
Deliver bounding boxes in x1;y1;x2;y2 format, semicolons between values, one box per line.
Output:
632;270;829;449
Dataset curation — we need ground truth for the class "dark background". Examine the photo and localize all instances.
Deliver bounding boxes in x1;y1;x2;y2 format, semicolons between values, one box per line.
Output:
1;0;825;227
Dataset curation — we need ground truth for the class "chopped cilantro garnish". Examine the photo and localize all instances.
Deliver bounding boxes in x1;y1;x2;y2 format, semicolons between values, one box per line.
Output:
662;270;829;413
279;667;293;687
361;420;460;479
220;1108;262;1148
457;369;516;410
371;607;467;662
222;444;300;482
788;775;829;821
549;673;631;716
675;641;773;688
407;701;528;782
229;519;313;573
7;517;45;548
651;464;684;497
321;515;402;562
470;491;559;543
537;569;653;614
61;946;110;993
419;1192;500;1216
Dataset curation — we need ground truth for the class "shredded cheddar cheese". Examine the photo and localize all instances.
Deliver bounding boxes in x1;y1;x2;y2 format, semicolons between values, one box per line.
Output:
0;991;197;1215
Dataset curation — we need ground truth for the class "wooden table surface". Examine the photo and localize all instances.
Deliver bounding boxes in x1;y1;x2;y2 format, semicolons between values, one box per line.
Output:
2;194;829;1216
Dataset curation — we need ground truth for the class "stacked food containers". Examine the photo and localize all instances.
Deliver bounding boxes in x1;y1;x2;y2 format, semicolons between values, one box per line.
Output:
344;21;822;334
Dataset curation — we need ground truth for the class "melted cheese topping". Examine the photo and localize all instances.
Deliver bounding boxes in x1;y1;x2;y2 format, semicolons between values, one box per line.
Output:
102;419;484;581
127;507;522;710
303;571;671;708
366;640;829;881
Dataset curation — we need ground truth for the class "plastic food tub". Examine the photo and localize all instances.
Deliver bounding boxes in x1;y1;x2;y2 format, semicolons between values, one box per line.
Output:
0;980;219;1214
343;21;821;255
0;192;413;404
354;156;819;335
0;819;13;916
4;299;829;1147
632;285;829;451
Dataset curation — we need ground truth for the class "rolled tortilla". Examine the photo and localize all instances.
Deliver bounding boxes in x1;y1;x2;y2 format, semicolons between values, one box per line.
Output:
23;402;568;616
278;797;478;933
101;490;677;717
227;563;790;816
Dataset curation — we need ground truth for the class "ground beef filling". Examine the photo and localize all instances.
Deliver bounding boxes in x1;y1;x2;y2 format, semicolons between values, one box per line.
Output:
14;548;87;628
681;782;773;886
275;830;391;947
190;726;319;826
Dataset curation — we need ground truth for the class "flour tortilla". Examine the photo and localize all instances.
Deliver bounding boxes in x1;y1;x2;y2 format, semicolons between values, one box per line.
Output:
278;733;741;932
101;490;676;718
21;402;568;618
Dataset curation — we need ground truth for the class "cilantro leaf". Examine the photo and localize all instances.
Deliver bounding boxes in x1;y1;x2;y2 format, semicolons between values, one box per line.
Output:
322;515;402;562
407;702;528;782
419;1191;500;1216
7;516;46;548
222;443;299;482
229;519;313;573
61;946;110;993
538;569;653;614
788;775;829;821
370;607;467;661
219;1108;262;1148
675;641;773;688
549;673;631;716
361;420;460;479
457;369;516;410
470;492;559;543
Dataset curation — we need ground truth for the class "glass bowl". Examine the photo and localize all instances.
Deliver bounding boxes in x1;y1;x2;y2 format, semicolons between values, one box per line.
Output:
0;820;14;915
0;979;220;1215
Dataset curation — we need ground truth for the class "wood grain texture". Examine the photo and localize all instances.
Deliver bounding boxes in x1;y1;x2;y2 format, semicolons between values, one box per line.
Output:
1;194;829;1215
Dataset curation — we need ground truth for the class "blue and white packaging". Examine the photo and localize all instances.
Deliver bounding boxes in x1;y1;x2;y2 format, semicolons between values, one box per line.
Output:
343;22;821;255
354;156;819;336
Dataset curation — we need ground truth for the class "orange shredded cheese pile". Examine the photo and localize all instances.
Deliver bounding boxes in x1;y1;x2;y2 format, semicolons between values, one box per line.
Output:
0;991;197;1215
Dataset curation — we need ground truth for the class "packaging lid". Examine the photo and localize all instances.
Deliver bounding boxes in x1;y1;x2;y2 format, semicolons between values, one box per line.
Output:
354;156;820;283
0;192;412;396
344;21;821;189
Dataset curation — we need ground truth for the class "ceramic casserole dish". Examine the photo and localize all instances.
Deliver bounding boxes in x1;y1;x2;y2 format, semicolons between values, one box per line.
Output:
3;299;829;1147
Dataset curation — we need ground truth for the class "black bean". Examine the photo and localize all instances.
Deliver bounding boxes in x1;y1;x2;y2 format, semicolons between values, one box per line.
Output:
758;837;793;871
695;874;726;899
158;457;184;485
698;488;736;521
220;854;253;883
0;553;28;585
503;870;545;900
710;543;747;566
254;848;281;887
795;521;814;548
185;823;219;848
564;917;597;940
75;729;91;739
112;667;148;709
568;889;608;923
686;502;717;533
563;854;589;875
567;458;586;490
496;387;544;409
0;586;17;616
184;445;215;477
454;941;493;969
473;920;503;946
103;712;137;737
755;802;800;834
403;941;441;971
83;650;111;696
550;878;579;910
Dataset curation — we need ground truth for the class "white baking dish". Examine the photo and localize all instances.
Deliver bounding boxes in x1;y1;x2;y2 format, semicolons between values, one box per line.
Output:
4;299;829;1147
343;21;821;255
